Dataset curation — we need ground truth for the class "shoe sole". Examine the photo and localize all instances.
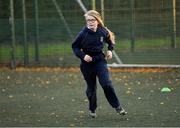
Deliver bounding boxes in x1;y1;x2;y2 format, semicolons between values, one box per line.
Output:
89;113;97;118
117;111;127;116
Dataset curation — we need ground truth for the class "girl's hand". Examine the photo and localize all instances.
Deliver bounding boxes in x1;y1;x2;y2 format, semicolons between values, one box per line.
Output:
107;50;113;60
84;55;92;62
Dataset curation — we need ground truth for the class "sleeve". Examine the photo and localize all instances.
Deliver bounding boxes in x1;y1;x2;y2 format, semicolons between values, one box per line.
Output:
72;31;86;60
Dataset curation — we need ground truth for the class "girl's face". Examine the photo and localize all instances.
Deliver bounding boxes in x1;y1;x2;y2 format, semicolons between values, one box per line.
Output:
85;15;98;31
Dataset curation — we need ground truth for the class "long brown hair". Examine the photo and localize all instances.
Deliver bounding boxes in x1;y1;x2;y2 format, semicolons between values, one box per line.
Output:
84;10;115;44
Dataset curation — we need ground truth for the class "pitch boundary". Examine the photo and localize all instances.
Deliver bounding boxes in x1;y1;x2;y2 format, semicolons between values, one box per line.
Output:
108;63;180;68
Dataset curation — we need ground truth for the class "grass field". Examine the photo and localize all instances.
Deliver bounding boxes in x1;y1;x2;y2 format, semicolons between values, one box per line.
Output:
0;68;180;127
0;38;180;66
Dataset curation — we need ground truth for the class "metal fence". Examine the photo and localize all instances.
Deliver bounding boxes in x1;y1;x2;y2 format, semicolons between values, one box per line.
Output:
0;0;180;68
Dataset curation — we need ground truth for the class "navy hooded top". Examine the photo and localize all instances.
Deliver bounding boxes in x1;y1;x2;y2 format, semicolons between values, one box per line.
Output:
72;26;114;63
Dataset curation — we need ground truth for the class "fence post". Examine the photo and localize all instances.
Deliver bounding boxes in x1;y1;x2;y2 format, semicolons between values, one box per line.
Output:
171;0;176;48
92;0;96;10
101;0;104;23
34;0;40;62
130;0;135;52
22;0;29;66
10;0;16;68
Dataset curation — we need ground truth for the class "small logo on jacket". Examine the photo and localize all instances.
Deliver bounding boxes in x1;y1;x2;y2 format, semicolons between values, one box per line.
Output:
100;36;104;42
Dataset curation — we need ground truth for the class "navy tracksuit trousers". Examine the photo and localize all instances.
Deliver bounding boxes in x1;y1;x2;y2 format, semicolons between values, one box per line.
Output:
80;60;120;111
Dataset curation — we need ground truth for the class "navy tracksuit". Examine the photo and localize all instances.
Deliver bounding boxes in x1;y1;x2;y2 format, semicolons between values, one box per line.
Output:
72;26;120;111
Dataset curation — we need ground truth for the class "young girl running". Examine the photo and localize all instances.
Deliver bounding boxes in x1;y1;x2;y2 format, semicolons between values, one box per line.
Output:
72;10;127;118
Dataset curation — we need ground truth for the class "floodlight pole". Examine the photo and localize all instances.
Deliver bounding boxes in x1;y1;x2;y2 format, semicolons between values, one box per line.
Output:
10;0;16;68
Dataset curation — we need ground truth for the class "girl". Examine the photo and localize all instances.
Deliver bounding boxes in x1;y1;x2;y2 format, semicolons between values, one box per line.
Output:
72;10;127;118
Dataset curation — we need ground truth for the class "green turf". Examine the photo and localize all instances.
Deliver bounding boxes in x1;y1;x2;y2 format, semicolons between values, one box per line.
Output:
1;38;180;66
0;69;180;127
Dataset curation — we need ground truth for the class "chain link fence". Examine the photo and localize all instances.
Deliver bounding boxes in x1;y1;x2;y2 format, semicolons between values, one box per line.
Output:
0;0;180;67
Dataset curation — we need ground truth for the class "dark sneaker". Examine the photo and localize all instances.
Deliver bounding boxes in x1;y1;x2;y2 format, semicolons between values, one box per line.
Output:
89;111;97;118
116;107;127;115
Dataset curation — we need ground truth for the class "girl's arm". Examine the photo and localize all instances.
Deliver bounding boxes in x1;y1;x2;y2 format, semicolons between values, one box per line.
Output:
72;32;86;60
